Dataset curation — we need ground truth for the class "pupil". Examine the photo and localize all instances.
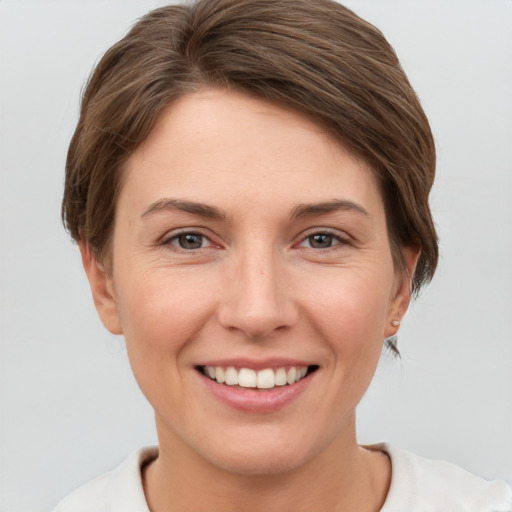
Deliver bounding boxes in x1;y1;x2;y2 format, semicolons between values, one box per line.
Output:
179;233;202;249
310;234;332;248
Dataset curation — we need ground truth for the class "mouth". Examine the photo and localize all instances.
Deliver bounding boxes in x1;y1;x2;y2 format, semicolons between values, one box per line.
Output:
197;365;319;390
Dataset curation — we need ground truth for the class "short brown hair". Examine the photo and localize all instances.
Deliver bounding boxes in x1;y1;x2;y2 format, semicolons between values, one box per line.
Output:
62;0;438;294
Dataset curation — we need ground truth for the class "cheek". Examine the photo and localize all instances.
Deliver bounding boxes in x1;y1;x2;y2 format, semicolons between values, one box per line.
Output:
113;267;217;360
300;265;394;346
112;267;221;412
297;265;394;398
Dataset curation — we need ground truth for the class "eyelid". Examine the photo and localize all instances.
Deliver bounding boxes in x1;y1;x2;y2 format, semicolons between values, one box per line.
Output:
160;227;221;250
158;226;352;250
295;227;353;248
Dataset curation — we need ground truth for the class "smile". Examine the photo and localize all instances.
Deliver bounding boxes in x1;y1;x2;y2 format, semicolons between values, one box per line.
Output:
199;365;317;390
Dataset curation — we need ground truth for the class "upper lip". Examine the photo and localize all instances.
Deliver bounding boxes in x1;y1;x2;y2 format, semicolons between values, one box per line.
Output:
195;358;315;371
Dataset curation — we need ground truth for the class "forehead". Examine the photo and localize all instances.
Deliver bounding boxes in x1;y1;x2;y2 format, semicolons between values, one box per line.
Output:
121;89;384;219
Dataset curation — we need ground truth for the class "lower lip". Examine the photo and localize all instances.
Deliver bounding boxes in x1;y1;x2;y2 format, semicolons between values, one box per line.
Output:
199;371;313;413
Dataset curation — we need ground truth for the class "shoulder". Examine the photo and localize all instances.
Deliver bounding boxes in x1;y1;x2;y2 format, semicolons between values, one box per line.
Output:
377;443;512;512
51;446;157;512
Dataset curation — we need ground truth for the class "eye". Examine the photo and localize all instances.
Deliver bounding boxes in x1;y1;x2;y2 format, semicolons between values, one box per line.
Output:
298;231;348;249
307;233;336;249
166;232;213;250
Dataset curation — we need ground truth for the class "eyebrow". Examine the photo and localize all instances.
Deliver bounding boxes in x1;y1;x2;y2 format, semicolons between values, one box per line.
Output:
291;200;370;219
140;198;369;222
141;198;226;220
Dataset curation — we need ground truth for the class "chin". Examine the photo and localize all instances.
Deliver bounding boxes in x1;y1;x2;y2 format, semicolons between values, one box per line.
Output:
208;445;311;476
191;424;331;477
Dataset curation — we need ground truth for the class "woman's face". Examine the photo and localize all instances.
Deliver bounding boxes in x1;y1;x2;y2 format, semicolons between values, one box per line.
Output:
84;89;414;475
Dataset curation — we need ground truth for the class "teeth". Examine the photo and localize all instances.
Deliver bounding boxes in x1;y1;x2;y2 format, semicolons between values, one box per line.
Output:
287;367;297;385
203;365;310;389
257;368;274;389
225;366;238;386
274;368;287;386
215;367;225;383
239;368;257;387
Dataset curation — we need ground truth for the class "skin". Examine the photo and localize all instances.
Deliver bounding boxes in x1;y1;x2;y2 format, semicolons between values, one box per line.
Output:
81;89;418;511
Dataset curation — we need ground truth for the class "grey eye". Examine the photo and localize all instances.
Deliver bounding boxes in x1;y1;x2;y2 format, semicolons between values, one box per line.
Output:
308;234;335;248
174;233;205;250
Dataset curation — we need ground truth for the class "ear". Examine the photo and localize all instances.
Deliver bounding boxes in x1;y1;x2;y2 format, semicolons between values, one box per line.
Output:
384;246;420;339
79;242;123;335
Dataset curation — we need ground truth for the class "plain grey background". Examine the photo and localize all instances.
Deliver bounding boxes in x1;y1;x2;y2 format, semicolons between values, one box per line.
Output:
1;1;511;510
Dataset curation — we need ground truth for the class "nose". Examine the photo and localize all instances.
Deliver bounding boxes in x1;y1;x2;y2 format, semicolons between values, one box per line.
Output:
217;248;299;339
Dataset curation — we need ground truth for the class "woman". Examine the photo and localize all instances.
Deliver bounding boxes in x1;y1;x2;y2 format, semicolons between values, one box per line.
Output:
53;0;512;510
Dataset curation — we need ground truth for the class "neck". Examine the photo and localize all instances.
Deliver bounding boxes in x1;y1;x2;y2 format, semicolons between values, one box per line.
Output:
143;416;391;512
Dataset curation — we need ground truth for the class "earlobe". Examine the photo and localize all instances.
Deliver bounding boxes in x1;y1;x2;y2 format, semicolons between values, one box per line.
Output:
79;242;123;335
385;247;420;339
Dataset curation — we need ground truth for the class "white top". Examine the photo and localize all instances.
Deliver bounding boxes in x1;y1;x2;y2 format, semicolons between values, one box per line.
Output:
52;444;512;512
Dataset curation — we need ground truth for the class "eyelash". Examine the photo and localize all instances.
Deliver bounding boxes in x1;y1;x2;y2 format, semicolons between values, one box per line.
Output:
296;229;351;250
161;230;217;251
161;228;351;252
